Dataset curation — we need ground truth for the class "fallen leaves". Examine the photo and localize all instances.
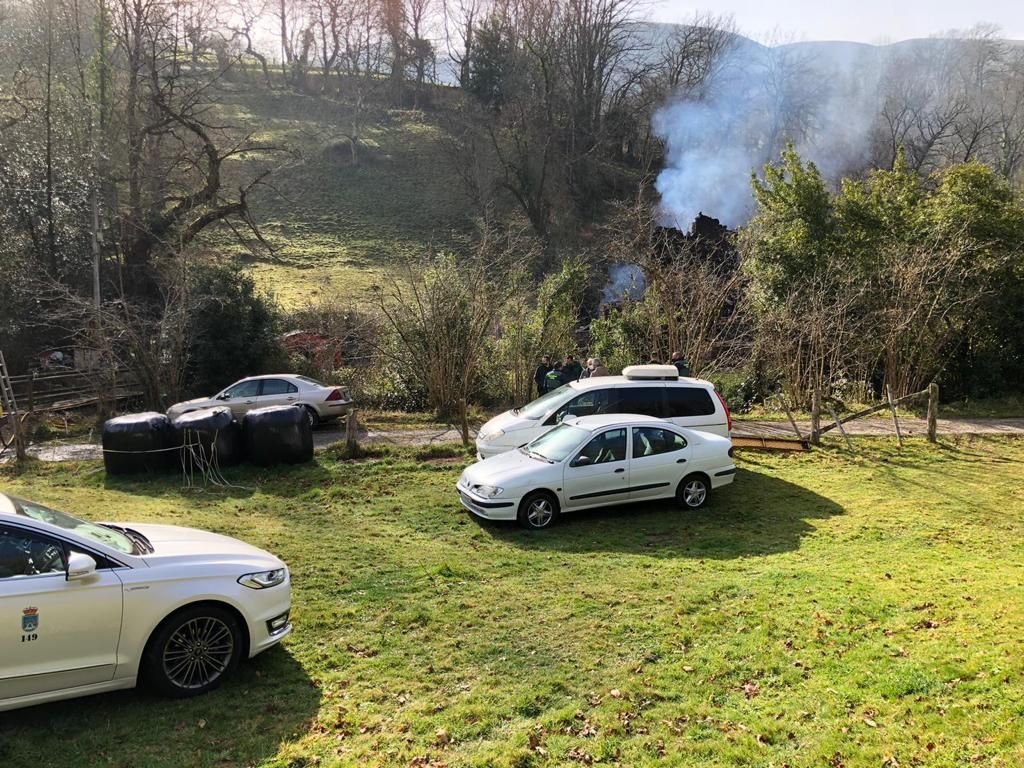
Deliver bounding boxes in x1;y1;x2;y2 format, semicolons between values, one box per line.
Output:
346;643;377;658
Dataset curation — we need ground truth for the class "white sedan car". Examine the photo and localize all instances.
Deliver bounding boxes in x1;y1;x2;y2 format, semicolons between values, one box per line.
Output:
457;414;736;529
167;374;352;427
0;493;292;712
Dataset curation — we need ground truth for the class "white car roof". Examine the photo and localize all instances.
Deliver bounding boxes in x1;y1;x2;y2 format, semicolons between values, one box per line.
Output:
567;374;714;391
563;414;667;431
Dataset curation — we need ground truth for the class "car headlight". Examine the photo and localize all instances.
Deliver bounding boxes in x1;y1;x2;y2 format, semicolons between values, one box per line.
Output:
472;484;504;498
238;568;287;589
478;428;505;442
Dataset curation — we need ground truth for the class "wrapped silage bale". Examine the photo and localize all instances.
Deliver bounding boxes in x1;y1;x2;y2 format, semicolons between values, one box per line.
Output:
242;405;314;466
172;406;242;469
102;412;174;475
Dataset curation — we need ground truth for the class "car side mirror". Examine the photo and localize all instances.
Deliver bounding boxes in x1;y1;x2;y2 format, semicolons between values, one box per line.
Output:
572;455;593;467
66;552;97;581
216;392;230;400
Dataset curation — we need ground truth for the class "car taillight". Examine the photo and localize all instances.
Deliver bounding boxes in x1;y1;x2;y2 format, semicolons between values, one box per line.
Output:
714;389;733;432
326;389;343;401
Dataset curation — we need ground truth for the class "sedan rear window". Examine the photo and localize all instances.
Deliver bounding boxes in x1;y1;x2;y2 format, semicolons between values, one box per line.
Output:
261;379;299;395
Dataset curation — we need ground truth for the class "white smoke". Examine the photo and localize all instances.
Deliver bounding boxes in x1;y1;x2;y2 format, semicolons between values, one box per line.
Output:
601;263;646;304
653;38;887;229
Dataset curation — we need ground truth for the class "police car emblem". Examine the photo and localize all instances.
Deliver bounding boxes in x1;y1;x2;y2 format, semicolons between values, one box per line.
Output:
22;607;39;633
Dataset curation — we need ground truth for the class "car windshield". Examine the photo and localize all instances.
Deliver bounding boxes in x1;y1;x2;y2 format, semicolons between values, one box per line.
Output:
517;385;572;420
296;375;324;387
525;424;589;462
13;497;136;554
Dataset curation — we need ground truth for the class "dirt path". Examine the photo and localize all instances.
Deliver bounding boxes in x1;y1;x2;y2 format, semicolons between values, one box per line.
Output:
733;416;1024;439
5;417;1023;464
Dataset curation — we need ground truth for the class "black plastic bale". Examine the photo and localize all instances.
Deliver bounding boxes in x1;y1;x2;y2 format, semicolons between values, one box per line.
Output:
243;405;314;466
172;406;243;469
102;412;174;475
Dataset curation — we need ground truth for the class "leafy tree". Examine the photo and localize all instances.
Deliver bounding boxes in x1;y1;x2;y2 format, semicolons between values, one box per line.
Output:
743;146;837;302
186;264;286;395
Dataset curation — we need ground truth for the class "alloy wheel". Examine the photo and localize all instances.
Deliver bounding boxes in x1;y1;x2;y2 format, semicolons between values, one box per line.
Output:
162;616;235;690
527;497;554;528
683;480;707;508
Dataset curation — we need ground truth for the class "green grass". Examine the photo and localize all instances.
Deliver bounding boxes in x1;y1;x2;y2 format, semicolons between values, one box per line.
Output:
2;437;1024;767
207;89;477;307
941;395;1024;419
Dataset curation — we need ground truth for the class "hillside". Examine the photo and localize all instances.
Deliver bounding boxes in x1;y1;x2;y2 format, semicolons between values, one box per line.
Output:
213;87;478;306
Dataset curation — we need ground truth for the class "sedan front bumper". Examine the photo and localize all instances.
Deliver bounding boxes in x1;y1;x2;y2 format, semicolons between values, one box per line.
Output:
456;484;518;521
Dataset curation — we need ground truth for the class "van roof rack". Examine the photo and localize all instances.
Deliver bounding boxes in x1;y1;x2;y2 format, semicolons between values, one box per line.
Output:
622;364;680;381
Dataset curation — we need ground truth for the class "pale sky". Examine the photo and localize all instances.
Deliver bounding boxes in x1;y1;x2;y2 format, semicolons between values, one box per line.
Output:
649;0;1024;44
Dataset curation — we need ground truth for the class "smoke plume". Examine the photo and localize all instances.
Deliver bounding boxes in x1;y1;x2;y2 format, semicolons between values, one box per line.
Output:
653;38;887;229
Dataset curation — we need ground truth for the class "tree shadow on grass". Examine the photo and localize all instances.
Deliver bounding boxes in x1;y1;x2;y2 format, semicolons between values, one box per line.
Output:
0;645;319;768
477;468;844;560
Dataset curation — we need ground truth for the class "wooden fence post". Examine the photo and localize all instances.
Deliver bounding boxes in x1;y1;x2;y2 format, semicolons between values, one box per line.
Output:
782;396;804;441
345;409;358;454
459;398;470;447
829;405;855;452
886;385;904;448
927;382;939;444
810;388;821;446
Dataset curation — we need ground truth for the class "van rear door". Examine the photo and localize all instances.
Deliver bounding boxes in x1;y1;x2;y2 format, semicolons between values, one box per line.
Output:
665;386;727;436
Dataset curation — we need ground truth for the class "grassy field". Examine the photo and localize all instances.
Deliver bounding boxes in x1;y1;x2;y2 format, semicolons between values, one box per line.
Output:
211;88;477;308
2;437;1023;767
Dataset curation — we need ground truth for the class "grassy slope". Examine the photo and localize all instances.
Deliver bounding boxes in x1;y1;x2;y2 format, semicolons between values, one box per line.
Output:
2;437;1023;767
213;87;476;307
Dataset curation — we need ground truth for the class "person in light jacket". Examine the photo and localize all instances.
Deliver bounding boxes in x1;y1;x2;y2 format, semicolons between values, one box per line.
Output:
589;357;609;377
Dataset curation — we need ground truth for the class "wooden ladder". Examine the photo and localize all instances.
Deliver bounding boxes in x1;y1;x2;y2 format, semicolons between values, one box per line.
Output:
0;350;27;459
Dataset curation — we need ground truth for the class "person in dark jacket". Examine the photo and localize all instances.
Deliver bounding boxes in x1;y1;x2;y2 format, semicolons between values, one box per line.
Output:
544;362;566;392
670;351;691;376
534;354;553;395
562;354;583;382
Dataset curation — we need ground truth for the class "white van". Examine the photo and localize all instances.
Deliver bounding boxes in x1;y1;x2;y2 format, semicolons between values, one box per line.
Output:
476;365;733;458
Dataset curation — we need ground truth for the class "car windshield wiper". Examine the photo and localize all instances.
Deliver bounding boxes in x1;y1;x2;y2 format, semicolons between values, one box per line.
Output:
526;450;554;464
102;524;154;555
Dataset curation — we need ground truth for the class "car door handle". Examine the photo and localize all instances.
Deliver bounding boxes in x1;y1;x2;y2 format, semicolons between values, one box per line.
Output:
614;468;625;473
676;458;687;463
286;396;297;401
245;400;256;404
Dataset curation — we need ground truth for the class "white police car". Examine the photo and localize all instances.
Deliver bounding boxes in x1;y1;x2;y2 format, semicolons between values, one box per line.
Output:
0;493;292;711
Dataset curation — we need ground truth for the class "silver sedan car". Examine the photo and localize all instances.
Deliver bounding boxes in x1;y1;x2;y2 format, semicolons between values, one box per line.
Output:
167;374;352;427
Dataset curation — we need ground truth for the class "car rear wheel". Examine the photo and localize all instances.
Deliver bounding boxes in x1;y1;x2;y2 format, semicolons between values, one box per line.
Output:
518;491;559;530
142;604;243;698
677;474;709;509
304;406;320;429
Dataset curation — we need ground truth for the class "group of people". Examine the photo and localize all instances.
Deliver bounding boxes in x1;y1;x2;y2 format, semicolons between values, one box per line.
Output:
532;351;691;395
533;354;610;394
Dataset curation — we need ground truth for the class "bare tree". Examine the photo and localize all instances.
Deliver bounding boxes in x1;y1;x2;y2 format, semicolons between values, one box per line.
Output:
227;0;273;86
371;247;515;417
